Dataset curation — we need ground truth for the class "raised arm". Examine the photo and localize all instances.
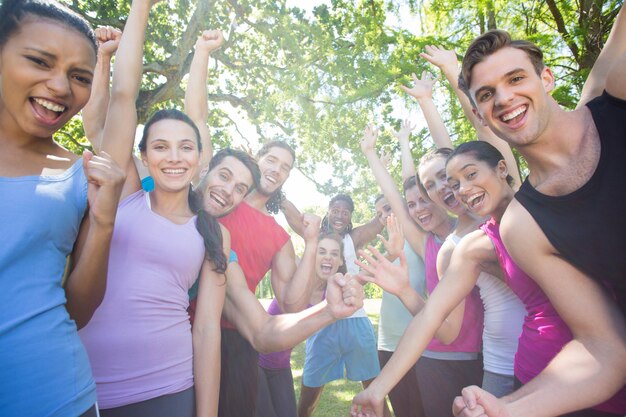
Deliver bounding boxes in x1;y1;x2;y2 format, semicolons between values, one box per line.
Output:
185;29;224;181
193;224;229;417
391;120;417;181
401;72;453;149
82;26;122;151
351;230;489;417
579;4;626;106
360;125;427;257
271;214;320;313
280;197;305;238
223;264;364;353
100;0;158;199
350;215;384;252
421;45;521;187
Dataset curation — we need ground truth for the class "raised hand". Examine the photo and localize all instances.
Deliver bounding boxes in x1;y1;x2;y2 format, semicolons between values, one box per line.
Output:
302;213;321;242
95;26;122;58
379;214;404;260
351;386;386;417
391;119;416;143
83;150;125;227
195;29;224;54
400;71;436;101
326;273;364;319
452;386;510;417
360;125;379;155
420;45;459;74
356;245;410;297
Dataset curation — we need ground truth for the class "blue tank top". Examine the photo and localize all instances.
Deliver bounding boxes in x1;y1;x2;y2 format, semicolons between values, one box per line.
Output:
0;159;96;416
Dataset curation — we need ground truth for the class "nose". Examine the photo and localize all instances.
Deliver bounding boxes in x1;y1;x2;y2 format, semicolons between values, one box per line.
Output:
46;70;71;98
166;147;181;162
494;86;514;107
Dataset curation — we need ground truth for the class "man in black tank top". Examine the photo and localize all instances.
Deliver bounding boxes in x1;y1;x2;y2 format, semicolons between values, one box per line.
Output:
450;8;626;417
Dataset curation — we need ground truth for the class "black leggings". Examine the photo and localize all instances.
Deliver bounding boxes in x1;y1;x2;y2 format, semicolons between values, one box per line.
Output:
378;350;425;417
99;386;195;417
219;328;259;417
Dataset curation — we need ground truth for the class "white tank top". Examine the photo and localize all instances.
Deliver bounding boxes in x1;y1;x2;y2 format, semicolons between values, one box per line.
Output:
343;233;367;319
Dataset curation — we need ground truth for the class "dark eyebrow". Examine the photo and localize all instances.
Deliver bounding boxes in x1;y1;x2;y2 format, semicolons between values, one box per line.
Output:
24;47;94;77
474;68;526;99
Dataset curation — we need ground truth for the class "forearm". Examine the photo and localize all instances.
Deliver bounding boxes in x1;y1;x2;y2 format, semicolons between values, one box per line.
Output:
185;49;210;124
503;336;626;417
278;240;317;313
280;199;304;237
193;324;221;417
416;97;453;149
82;54;111;151
65;221;114;329
398;137;417;181
252;301;336;353
397;287;426;316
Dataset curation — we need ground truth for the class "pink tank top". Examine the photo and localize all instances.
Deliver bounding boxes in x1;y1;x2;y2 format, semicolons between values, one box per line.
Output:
424;234;483;353
480;218;626;413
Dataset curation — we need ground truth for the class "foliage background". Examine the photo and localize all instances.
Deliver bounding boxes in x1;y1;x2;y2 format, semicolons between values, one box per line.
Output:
59;0;622;278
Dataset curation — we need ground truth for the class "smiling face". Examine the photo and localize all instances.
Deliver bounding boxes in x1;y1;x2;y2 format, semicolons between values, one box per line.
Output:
375;196;392;227
202;155;255;217
315;237;343;280
0;17;96;139
404;184;449;232
468;47;555;148
328;199;353;234
418;155;465;216
141;119;199;193
446;152;510;218
256;146;294;196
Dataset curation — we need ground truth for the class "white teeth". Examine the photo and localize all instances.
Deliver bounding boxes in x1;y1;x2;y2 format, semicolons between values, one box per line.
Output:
163;168;185;174
210;192;226;207
418;214;430;222
33;97;65;112
501;106;526;121
265;175;277;184
467;192;484;207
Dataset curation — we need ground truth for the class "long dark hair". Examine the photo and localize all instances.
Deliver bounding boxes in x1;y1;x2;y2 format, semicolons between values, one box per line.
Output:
0;0;96;52
141;109;227;273
446;141;514;186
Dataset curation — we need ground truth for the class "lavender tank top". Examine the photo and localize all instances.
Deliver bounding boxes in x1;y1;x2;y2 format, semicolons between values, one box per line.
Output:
79;191;205;409
258;299;293;369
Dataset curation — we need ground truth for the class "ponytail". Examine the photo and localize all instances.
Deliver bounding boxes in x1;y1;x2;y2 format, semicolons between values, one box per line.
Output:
188;186;227;274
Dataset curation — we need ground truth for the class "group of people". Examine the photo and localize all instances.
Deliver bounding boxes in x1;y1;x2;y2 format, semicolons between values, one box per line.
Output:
0;1;624;417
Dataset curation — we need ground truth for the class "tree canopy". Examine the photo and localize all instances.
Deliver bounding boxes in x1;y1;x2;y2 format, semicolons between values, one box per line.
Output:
59;0;622;216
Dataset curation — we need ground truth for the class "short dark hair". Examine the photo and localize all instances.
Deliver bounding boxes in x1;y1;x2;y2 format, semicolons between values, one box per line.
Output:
256;140;296;166
0;0;96;53
138;109;201;153
206;148;261;195
459;30;544;105
446;141;514;186
374;194;386;204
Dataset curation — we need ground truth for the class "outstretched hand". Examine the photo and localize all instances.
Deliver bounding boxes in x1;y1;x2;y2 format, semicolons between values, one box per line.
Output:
378;214;404;260
195;29;224;54
326;273;364;319
83;150;125;228
452;386;510;417
95;26;122;58
420;45;459;74
400;71;436;100
356;245;410;297
360;125;379;155
391;119;416;142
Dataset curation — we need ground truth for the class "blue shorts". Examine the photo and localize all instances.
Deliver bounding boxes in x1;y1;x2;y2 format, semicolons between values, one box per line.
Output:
302;317;380;387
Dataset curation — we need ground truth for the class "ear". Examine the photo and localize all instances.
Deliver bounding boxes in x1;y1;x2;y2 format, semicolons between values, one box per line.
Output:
472;107;488;127
497;160;509;180
541;66;555;93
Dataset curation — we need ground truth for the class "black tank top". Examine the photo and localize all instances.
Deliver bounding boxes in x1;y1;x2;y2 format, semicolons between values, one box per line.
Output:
515;92;626;317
